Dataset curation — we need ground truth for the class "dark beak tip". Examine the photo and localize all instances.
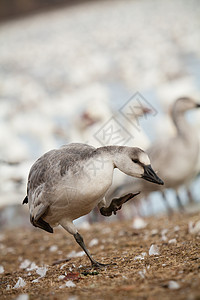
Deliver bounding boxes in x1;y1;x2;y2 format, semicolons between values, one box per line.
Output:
143;165;164;185
196;104;200;108
155;176;164;185
154;178;164;185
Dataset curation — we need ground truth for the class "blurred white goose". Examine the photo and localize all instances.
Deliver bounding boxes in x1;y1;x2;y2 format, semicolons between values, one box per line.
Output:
23;143;163;267
114;97;200;213
123;106;152;150
71;99;151;149
72;99;112;147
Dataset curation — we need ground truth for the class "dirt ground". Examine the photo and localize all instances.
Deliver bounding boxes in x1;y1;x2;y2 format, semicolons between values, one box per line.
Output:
0;211;200;300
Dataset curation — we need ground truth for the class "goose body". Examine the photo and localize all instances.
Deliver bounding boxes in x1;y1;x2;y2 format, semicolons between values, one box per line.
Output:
24;142;163;267
28;144;114;225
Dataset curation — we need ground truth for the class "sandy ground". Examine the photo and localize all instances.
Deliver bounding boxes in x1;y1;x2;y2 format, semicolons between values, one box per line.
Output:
1;0;200;209
0;211;200;300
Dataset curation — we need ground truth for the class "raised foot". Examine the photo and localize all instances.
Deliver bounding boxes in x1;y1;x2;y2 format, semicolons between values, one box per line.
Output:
100;192;140;216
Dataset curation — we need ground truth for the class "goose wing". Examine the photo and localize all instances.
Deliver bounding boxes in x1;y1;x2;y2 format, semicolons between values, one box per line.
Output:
27;149;56;224
26;143;97;218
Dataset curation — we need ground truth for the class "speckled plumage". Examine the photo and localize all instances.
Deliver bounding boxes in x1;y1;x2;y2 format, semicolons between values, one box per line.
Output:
25;143;150;233
23;142;163;267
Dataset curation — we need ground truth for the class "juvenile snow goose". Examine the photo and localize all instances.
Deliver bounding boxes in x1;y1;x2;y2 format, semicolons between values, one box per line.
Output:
23;143;163;268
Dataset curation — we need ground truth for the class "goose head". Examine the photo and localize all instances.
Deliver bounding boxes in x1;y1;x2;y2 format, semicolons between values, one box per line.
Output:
173;97;200;114
114;147;164;185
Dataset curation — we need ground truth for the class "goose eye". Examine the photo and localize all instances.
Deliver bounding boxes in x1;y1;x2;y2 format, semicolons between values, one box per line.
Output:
132;159;139;163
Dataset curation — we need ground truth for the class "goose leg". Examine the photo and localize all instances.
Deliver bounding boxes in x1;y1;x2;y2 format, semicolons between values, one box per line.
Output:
175;192;185;212
74;232;113;268
161;191;173;215
100;192;140;217
186;188;195;204
60;220;113;268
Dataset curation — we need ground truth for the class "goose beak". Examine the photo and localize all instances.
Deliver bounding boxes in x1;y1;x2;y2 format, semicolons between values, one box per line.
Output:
196;103;200;108
142;165;164;185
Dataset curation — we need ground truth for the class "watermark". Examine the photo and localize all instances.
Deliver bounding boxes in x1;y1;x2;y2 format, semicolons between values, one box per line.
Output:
83;155;110;182
93;92;157;147
82;91;158;179
93;116;132;147
48;185;79;207
119;92;157;131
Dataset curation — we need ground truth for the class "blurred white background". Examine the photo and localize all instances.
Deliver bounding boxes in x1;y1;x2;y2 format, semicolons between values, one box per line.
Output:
0;0;200;225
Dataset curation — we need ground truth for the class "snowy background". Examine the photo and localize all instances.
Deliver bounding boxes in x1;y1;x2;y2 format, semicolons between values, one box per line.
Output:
0;0;200;224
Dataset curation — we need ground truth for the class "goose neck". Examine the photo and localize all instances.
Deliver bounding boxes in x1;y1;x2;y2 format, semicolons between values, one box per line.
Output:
172;109;190;139
96;145;124;166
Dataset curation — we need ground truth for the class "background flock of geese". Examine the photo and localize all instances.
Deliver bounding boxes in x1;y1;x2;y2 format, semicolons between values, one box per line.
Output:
1;96;200;226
